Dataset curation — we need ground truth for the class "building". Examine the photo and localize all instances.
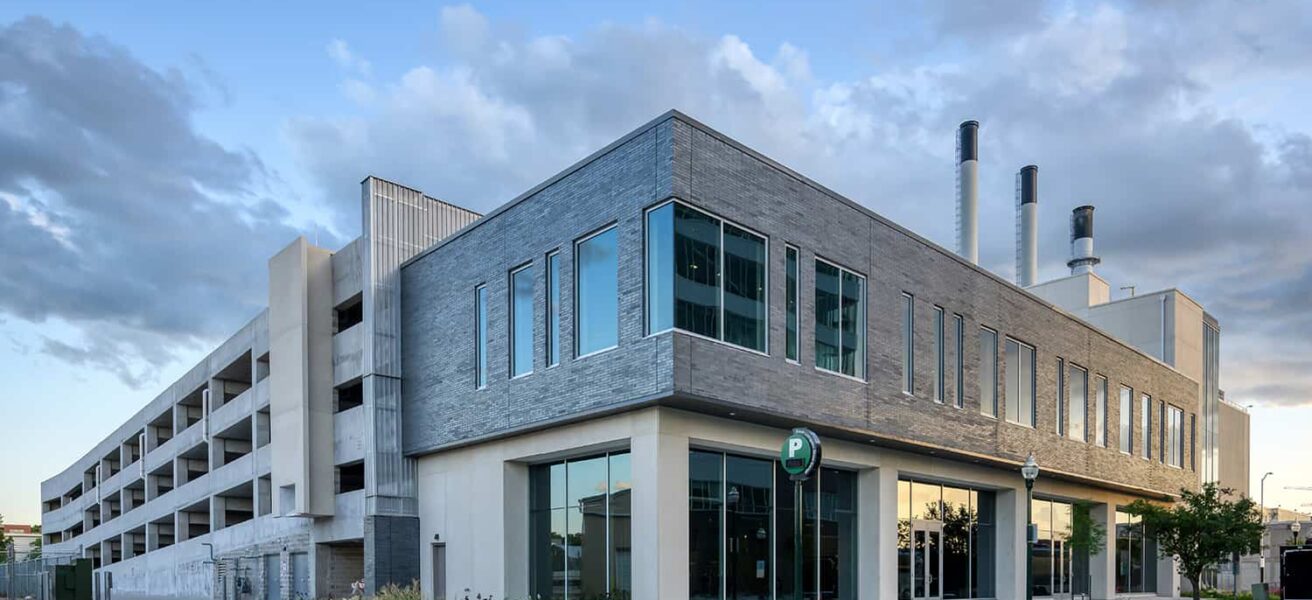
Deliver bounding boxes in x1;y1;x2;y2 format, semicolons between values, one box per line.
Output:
2;524;41;559
41;110;1242;600
37;180;478;599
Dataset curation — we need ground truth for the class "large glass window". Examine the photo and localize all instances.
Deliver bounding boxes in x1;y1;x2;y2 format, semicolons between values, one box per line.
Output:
1004;338;1035;427
690;450;857;600
1167;405;1184;467
1095;376;1108;447
785;246;799;362
954;315;965;408
645;202;767;352
815;260;866;378
1119;386;1133;454
547;252;561;367
978;328;998;417
475;285;488;389
897;479;995;599
510;264;534;378
902;293;915;394
933;306;945;402
1115;510;1157;594
1031;499;1081;598
1070;365;1088;442
530;452;631;600
577;226;619;357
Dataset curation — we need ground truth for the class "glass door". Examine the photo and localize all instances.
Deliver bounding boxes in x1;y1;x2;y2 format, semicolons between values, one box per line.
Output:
911;520;944;600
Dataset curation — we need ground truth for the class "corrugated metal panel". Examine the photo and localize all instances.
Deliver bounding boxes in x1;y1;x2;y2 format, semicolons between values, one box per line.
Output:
360;176;480;516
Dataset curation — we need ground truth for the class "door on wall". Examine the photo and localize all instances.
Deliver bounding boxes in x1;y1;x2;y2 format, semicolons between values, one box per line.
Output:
911;520;944;600
289;553;309;600
264;555;281;600
432;544;447;600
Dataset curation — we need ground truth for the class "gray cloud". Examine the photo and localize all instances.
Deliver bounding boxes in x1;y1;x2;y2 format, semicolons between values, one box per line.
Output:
0;17;321;387
287;2;1312;407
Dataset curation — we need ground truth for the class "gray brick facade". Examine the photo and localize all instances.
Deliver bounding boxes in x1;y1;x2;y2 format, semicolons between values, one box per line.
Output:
400;111;1199;498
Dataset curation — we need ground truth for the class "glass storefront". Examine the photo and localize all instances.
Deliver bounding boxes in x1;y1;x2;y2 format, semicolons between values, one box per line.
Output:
689;450;857;600
897;479;995;599
1115;510;1157;594
1030;498;1088;598
530;452;632;600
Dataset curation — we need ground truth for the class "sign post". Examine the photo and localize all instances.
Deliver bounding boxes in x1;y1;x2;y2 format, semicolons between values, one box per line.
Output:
780;428;821;600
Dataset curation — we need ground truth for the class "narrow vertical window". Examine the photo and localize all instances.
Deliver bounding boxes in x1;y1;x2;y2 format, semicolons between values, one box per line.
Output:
1141;395;1152;460
1190;414;1196;471
1095;376;1108;447
1119;386;1133;454
475;285;488;389
953;314;964;408
1070;365;1087;442
902;293;915;394
785;246;799;362
814;259;865;379
978;328;998;417
510;264;534;378
1160;402;1167;464
932;306;945;402
1056;359;1066;436
546;252;560;367
576;226;619;357
645;203;673;334
722;223;767;351
1004;338;1035;427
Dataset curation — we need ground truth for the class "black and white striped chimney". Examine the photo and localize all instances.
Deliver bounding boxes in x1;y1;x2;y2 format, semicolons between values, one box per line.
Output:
956;120;979;264
1068;205;1101;275
1016;165;1038;287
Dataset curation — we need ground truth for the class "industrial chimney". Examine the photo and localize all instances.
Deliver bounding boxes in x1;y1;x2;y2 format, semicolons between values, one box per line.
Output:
956;121;979;264
1016;165;1038;287
1067;205;1101;275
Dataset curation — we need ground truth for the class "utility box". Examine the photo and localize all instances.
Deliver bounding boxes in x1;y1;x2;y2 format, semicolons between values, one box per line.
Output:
53;558;92;600
1284;548;1312;600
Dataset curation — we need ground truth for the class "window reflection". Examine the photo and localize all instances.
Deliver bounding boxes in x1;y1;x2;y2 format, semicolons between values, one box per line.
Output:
576;227;619;356
897;479;994;600
530;452;631;600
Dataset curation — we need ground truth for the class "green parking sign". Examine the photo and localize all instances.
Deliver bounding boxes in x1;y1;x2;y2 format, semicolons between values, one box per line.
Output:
780;428;821;481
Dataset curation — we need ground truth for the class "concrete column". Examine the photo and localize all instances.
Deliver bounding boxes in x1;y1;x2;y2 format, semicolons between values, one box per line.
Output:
1157;554;1180;597
145;425;160;454
211;496;228;532
120;533;134;561
210;438;225;471
629;414;689;600
501;462;529;598
175;511;191;543
995;486;1026;600
174;403;186;436
174;457;187;487
145;522;160;552
1089;502;1116;600
861;466;898;600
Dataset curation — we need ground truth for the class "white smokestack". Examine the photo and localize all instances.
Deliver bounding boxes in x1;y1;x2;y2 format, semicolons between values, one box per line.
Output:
956;120;979;264
1068;205;1101;275
1016;165;1038;286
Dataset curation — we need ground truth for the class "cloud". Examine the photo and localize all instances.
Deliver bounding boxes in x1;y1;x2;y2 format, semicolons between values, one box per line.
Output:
0;17;317;387
286;2;1312;407
326;38;371;76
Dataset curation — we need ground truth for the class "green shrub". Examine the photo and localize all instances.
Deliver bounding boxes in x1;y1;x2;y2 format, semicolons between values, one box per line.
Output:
370;582;422;600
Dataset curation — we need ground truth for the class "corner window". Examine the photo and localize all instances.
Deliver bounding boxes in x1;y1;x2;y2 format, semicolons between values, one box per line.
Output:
576;226;619;357
645;201;767;353
475;285;488;389
815;259;866;378
785;245;799;362
510;264;534;378
978;327;998;417
1004;338;1035;427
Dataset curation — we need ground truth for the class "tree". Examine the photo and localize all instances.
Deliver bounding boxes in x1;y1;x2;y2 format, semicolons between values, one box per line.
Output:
0;513;9;563
27;524;42;560
1126;483;1263;600
1066;501;1107;598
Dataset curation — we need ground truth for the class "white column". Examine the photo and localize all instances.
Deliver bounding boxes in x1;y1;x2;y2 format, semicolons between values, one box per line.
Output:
1157;553;1180;597
861;466;898;600
630;413;689;600
502;462;529;598
996;486;1026;600
1089;503;1116;600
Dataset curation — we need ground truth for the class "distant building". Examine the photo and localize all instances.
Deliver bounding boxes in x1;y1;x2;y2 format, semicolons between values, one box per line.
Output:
3;524;40;558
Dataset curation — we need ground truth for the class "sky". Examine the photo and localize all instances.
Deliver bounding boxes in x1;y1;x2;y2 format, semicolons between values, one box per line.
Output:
1;0;1310;525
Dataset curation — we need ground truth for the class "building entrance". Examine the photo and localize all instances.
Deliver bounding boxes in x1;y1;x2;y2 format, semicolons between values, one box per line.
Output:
911;520;944;600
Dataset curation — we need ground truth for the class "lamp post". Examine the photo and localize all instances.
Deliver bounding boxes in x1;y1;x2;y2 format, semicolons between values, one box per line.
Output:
1261;472;1274;583
1021;454;1040;600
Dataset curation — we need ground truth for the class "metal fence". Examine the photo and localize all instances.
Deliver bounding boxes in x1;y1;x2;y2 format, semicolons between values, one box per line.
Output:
0;554;79;600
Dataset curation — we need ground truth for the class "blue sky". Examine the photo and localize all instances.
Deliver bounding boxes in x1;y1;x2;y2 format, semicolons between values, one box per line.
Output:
1;0;1310;524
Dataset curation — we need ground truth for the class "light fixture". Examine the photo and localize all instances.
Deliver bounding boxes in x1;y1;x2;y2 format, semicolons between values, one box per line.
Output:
1021;453;1040;482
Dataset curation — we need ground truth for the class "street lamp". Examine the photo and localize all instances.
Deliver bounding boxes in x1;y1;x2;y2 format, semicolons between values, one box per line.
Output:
1022;454;1040;600
1261;472;1274;583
